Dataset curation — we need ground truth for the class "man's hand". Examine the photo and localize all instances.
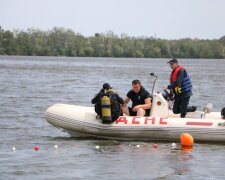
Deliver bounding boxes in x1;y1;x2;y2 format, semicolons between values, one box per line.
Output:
132;105;140;112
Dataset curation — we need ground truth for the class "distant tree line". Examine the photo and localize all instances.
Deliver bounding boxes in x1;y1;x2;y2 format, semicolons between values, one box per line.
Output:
0;26;225;58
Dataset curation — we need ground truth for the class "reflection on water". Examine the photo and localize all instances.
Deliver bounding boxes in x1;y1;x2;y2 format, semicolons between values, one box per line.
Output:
0;56;225;179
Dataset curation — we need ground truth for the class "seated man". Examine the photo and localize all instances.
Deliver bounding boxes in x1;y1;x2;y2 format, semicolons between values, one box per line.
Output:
91;83;124;121
122;80;151;116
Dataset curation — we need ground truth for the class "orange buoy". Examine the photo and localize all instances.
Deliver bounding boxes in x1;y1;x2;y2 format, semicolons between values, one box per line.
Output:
180;133;194;147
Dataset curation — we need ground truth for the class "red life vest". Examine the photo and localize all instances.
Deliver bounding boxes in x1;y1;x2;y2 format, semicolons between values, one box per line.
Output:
170;66;186;83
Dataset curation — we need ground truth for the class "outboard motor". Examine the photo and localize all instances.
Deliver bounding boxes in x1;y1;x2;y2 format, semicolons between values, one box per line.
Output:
221;107;225;119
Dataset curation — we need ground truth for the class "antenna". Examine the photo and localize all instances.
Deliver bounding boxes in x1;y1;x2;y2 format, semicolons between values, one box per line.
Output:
150;73;157;96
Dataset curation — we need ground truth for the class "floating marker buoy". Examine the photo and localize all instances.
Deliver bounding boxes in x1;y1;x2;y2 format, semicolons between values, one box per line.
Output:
95;145;100;149
153;144;158;148
54;145;58;149
180;133;194;147
12;147;16;151
34;146;39;151
136;144;140;148
171;143;177;149
116;144;122;148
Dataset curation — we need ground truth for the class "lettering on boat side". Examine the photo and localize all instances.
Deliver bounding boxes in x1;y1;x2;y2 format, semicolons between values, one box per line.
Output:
144;117;155;124
116;116;167;125
116;117;128;124
132;117;140;124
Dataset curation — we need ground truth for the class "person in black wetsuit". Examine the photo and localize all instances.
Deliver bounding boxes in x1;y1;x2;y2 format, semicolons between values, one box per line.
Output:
164;58;196;118
91;83;124;121
122;80;151;117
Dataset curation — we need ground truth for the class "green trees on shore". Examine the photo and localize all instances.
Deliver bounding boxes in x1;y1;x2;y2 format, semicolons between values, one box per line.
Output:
0;26;225;58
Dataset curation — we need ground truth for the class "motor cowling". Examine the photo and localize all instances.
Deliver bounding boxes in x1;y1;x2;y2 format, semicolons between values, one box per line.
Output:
101;96;112;123
221;107;225;119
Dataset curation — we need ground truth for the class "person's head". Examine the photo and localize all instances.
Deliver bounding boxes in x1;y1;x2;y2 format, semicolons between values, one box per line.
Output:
167;58;179;70
132;79;141;93
103;83;111;90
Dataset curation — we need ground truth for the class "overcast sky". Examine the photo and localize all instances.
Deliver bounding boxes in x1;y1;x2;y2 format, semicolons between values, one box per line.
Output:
1;0;225;39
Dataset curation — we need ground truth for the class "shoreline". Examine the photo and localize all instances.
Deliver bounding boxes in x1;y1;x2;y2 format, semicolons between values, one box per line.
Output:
1;55;225;60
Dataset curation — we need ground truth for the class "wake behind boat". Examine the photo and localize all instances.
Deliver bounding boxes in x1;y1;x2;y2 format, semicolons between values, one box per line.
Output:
45;73;225;143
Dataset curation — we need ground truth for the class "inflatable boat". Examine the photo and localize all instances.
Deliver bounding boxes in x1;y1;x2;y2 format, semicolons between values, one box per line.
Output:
45;74;225;143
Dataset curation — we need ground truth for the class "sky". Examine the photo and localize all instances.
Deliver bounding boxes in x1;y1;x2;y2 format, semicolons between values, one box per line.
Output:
1;0;225;39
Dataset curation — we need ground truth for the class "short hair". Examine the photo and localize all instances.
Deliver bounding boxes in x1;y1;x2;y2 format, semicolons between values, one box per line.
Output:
132;79;141;85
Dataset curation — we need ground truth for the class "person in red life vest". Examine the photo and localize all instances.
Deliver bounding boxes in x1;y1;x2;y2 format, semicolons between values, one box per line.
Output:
122;80;152;117
164;58;196;118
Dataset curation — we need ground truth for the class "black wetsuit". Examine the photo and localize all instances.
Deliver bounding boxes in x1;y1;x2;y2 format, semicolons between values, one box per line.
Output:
91;89;124;105
91;89;124;121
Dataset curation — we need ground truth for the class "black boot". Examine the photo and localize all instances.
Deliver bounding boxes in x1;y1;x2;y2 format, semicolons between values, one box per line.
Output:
181;113;186;118
187;106;197;112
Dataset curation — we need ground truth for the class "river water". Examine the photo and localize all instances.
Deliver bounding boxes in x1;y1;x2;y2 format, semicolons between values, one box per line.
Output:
0;56;225;179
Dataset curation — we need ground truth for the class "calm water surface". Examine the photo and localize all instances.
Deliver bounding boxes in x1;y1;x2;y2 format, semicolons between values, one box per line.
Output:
0;56;225;179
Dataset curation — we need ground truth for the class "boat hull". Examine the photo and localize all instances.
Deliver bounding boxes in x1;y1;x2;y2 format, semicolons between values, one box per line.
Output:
45;104;225;143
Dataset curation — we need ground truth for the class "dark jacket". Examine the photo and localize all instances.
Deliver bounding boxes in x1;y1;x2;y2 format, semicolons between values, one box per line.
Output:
91;89;124;105
91;88;124;121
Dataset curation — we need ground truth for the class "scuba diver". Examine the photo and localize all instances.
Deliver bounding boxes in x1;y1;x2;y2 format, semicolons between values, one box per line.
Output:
91;83;124;123
164;58;196;118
